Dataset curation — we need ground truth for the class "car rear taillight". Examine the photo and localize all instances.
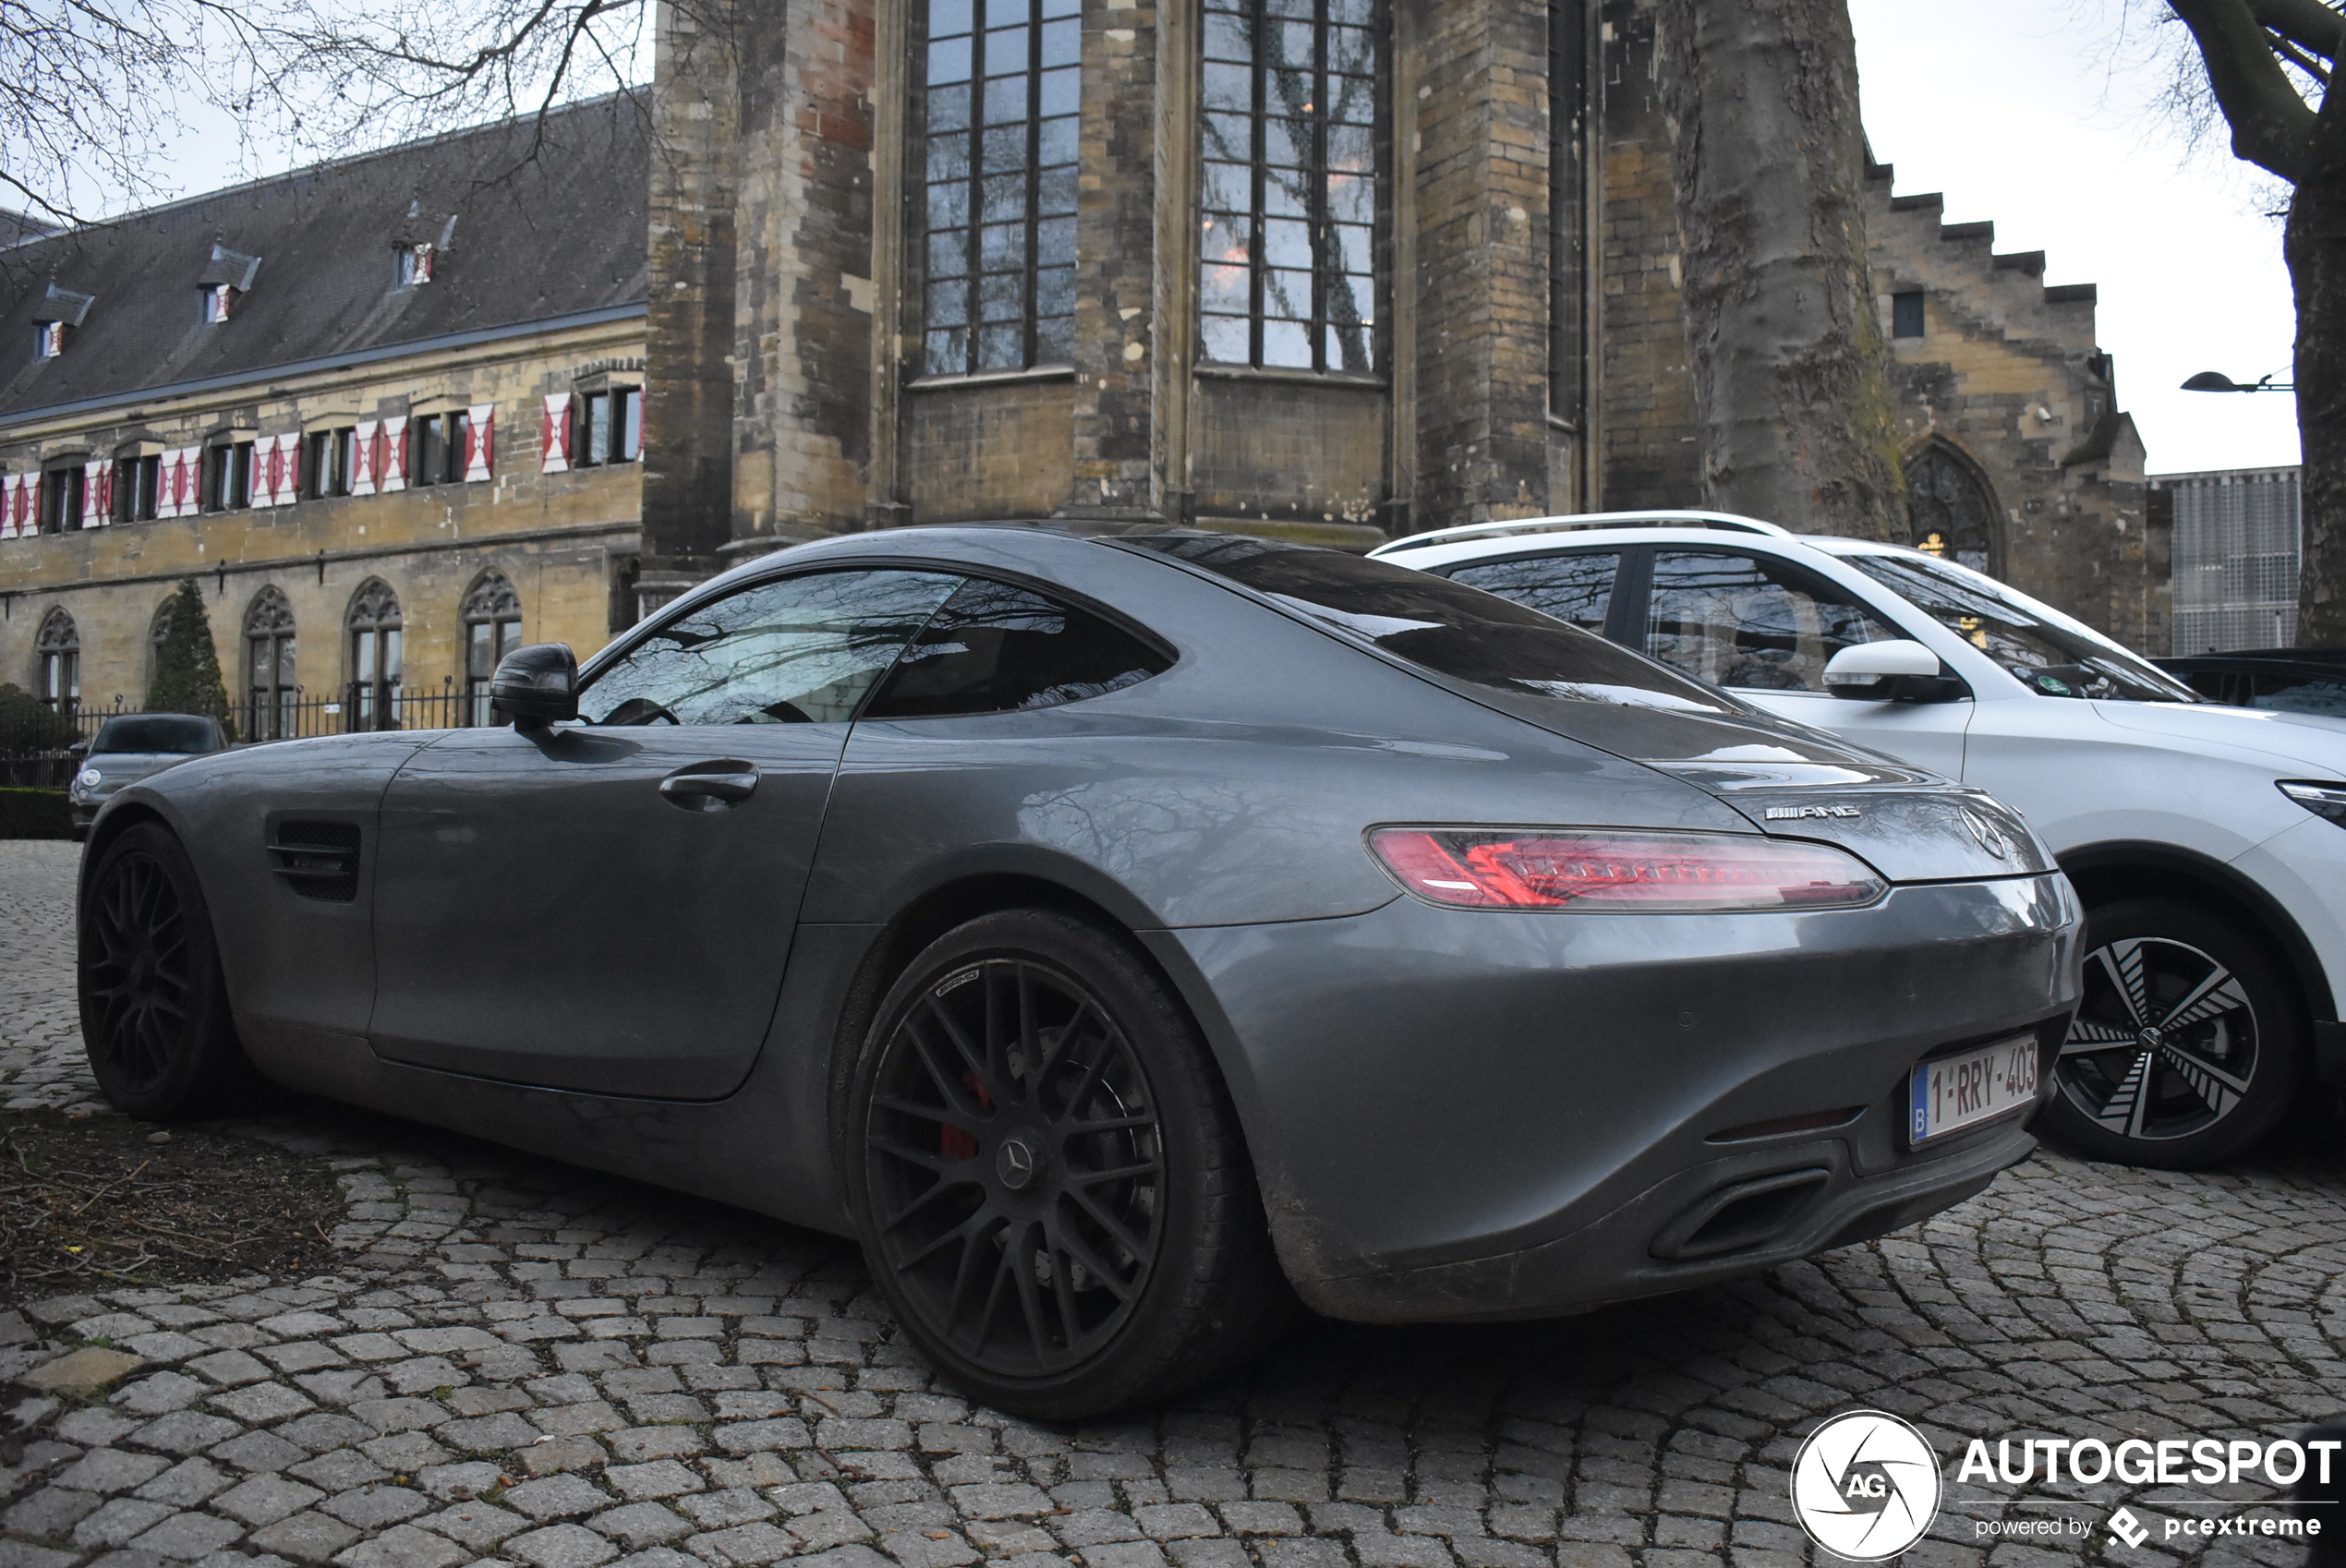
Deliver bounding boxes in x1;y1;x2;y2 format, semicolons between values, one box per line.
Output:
1366;828;1886;912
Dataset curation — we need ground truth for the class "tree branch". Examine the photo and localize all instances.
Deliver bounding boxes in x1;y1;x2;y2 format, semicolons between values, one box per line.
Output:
2170;0;2322;179
2270;27;2333;82
2247;0;2344;61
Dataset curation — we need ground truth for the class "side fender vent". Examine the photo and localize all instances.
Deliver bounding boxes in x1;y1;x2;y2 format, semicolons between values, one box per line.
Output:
271;821;361;902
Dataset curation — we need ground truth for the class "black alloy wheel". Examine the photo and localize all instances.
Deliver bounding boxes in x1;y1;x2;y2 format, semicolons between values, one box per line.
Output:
847;910;1289;1418
79;823;265;1118
2042;898;2303;1169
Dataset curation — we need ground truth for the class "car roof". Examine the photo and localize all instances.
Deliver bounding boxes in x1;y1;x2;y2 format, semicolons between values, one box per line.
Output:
1369;518;1935;573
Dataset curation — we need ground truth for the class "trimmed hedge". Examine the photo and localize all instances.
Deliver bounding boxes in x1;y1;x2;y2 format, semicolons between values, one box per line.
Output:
0;788;73;839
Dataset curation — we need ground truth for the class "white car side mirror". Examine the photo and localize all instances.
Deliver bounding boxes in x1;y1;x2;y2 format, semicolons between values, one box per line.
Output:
1823;640;1966;703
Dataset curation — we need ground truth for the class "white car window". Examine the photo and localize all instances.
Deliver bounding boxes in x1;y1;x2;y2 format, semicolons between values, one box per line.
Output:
1844;552;2198;704
1445;552;1619;633
1646;550;1900;693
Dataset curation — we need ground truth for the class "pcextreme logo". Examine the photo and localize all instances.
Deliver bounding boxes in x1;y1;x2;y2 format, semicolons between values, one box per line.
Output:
1790;1411;1943;1561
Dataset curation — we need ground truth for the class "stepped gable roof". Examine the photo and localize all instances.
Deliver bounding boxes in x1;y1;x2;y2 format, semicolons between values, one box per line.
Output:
0;94;647;425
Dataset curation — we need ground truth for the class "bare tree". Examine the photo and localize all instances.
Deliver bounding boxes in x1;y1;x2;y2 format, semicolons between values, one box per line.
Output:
1;0;651;227
1657;0;1906;540
2161;0;2343;644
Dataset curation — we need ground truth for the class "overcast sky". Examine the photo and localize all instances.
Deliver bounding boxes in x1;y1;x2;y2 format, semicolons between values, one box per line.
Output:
1848;0;2302;476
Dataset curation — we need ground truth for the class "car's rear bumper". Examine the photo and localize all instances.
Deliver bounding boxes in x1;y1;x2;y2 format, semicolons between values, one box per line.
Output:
1154;871;2080;1322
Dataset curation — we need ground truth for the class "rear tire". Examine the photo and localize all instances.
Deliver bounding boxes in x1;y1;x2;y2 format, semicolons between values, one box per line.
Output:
78;823;268;1118
844;910;1292;1419
2040;898;2303;1169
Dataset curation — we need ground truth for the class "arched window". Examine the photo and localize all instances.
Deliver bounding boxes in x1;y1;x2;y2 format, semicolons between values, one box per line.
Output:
1905;441;2001;575
35;608;79;716
245;587;298;741
345;579;404;731
462;572;524;725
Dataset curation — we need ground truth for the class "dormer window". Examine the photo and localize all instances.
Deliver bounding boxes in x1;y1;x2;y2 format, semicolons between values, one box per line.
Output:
33;284;92;358
397;244;436;287
197;244;261;325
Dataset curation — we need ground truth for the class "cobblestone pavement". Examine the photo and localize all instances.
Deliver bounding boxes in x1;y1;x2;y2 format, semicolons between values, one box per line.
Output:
3;842;2342;1568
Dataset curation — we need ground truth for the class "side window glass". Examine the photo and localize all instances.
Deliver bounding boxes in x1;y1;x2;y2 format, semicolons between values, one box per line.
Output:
1445;552;1618;635
2253;676;2346;718
862;577;1171;719
581;570;961;725
1647;551;1897;693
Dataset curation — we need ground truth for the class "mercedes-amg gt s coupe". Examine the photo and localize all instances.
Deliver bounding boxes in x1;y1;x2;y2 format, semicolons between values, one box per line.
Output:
78;525;2080;1417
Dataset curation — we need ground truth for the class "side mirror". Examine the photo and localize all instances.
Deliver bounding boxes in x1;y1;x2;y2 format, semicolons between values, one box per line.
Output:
1823;640;1969;704
67;739;91;757
490;644;579;729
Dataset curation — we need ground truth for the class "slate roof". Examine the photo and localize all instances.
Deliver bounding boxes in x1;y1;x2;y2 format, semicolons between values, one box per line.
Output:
0;94;648;424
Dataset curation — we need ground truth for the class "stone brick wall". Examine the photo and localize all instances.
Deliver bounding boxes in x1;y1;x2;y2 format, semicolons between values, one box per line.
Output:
1408;0;1554;527
1592;0;1699;511
1866;163;2163;648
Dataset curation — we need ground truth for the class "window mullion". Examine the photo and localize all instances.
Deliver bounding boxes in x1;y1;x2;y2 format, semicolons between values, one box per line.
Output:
1024;10;1043;368
1250;0;1266;368
965;0;988;376
1312;0;1328;371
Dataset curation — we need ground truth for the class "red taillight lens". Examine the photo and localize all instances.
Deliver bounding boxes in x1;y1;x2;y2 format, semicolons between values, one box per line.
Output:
1367;828;1886;912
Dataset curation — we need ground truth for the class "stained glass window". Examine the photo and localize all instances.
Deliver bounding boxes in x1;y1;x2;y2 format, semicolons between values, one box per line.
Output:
922;0;1081;376
1198;0;1379;372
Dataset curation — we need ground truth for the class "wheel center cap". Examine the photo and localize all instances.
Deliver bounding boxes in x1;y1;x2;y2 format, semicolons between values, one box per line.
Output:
2138;1026;2164;1049
995;1135;1044;1192
129;951;155;987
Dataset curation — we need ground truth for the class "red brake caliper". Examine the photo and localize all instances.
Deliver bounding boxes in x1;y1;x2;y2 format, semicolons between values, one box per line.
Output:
940;1074;988;1160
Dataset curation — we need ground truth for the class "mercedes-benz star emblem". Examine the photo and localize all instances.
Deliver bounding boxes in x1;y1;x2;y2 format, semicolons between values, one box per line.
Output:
996;1136;1039;1191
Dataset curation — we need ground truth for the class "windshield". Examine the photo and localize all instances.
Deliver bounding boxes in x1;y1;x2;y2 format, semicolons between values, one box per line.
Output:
1117;533;1742;713
92;715;220;754
1844;552;2199;704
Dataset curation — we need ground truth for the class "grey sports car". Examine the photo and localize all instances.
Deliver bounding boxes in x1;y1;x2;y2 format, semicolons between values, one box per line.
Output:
79;525;2080;1417
67;713;229;836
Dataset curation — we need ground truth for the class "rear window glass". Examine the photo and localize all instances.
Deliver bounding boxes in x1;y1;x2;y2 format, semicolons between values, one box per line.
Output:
1118;533;1735;712
93;716;219;754
863;578;1171;718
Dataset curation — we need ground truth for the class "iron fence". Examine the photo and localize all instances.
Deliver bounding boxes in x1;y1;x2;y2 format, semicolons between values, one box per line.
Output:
0;684;502;786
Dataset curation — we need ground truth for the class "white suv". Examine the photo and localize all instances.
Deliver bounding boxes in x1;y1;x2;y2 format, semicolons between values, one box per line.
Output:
1373;512;2346;1169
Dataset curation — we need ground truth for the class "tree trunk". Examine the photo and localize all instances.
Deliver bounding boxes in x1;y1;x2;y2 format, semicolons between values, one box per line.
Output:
1657;0;1905;539
2293;76;2346;645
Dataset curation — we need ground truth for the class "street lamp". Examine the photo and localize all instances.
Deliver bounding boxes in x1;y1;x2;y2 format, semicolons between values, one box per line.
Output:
2182;370;2296;392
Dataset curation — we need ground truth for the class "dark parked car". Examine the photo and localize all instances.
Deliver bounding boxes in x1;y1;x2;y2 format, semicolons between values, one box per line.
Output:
79;526;2080;1417
68;713;228;836
2156;648;2346;718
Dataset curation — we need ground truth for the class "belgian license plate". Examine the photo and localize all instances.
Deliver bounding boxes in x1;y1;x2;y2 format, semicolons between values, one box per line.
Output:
1909;1035;2039;1145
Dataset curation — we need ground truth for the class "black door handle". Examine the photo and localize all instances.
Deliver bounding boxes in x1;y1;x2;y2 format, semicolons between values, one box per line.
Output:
659;766;759;810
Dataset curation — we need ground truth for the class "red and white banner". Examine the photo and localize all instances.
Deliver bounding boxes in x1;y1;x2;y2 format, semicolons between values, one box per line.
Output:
161;449;198;518
380;416;408;492
81;460;111;526
1;474;22;538
351;420;378;497
540;393;572;473
466;404;495;481
257;433;296;508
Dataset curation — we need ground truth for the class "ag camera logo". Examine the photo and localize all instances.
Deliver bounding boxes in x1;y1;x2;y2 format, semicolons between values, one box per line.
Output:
1791;1411;1942;1561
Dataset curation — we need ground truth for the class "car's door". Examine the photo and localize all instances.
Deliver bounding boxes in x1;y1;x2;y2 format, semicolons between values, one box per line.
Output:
369;567;963;1098
1635;547;1973;778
